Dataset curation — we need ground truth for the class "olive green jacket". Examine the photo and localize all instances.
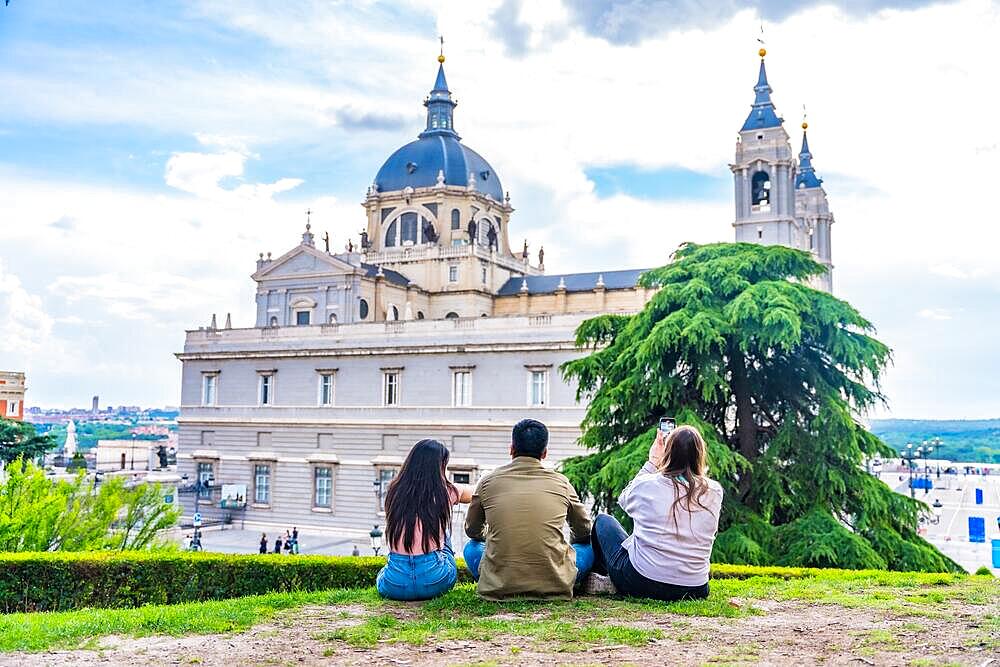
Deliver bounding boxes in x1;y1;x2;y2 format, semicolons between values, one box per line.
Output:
464;456;592;600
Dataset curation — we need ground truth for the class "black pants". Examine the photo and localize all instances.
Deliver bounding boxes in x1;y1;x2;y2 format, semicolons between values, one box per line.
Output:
590;513;709;602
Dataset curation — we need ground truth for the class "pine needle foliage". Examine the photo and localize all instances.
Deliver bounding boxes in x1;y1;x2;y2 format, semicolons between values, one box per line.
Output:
561;242;958;573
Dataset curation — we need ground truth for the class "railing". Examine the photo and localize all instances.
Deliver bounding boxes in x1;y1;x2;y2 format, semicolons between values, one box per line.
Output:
362;244;535;274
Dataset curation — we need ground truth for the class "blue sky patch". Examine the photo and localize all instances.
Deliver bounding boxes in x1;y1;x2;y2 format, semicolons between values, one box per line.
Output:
586;164;729;201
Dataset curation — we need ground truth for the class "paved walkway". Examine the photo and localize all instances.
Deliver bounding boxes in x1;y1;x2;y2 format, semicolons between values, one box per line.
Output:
874;468;1000;574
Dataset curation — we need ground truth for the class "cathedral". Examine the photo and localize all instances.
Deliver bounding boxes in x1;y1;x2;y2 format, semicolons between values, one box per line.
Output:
175;48;837;538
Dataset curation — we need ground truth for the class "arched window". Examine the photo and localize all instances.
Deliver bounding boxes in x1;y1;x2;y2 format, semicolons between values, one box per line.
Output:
359;299;369;320
384;220;397;247
416;311;425;320
390;305;400;321
269;316;278;327
328;313;338;324
400;212;418;245
751;171;771;207
445;312;459;319
451;209;460;230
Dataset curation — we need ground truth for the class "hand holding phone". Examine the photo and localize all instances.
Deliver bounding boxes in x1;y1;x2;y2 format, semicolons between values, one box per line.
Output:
659;417;676;435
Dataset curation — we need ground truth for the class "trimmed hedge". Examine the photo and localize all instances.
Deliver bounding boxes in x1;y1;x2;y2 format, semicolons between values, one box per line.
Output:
0;552;966;614
0;552;392;613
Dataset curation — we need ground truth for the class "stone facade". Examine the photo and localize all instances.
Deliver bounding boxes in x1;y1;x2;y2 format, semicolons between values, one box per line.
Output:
176;58;653;536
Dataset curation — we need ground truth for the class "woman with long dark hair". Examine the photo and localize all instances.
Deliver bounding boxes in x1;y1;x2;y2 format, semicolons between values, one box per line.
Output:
376;439;472;601
587;425;723;601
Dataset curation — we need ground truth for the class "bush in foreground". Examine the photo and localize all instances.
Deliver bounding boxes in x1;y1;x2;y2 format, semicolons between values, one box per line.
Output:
0;551;970;613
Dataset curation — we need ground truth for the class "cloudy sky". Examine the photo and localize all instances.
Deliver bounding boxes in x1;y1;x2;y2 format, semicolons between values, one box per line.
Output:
0;0;997;418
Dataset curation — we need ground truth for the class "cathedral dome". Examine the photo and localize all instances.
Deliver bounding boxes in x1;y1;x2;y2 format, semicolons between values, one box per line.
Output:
374;136;504;202
373;61;504;202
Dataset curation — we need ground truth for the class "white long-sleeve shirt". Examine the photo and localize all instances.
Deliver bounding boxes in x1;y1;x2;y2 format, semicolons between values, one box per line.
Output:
619;462;723;586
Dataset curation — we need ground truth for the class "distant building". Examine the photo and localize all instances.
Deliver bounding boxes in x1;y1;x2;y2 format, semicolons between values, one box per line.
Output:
0;372;26;421
92;395;99;415
96;438;153;473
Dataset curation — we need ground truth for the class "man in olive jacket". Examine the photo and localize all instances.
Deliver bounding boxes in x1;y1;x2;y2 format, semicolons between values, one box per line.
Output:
463;419;594;600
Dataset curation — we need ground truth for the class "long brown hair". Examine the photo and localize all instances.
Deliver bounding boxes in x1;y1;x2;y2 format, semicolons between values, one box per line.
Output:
384;439;456;553
657;426;715;527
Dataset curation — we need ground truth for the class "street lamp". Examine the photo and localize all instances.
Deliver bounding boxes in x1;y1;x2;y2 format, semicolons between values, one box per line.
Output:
901;443;923;499
369;524;384;556
130;433;137;470
928;437;943;478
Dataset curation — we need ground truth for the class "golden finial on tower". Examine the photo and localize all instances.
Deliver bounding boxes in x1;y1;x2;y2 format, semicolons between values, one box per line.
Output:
757;22;766;58
802;105;808;130
438;35;445;63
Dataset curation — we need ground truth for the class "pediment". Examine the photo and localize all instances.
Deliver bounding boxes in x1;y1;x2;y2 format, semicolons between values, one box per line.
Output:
253;245;359;281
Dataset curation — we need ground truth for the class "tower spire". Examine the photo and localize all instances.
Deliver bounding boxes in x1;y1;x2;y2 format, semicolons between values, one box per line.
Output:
740;46;782;132
796;118;823;189
420;40;459;139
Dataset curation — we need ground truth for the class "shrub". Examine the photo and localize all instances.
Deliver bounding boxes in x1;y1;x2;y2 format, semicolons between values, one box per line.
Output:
0;552;968;614
0;552;391;613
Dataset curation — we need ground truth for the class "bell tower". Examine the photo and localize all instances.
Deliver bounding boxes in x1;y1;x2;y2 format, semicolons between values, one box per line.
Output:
794;120;834;291
731;48;799;250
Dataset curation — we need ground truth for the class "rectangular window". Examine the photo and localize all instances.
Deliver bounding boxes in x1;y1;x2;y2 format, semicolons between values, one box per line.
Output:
376;467;398;512
197;462;213;499
254;464;271;504
314;467;333;508
202;375;217;406
259;375;273;406
296;310;311;326
529;370;549;406
318;373;335;406
7;400;19;415
448;265;458;282
452;471;471;485
382;372;399;406
452;371;471;407
481;266;487;283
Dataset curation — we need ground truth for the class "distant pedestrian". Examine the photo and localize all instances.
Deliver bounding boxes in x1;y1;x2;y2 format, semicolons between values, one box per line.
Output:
259;533;267;554
292;527;298;542
274;536;283;554
352;545;360;557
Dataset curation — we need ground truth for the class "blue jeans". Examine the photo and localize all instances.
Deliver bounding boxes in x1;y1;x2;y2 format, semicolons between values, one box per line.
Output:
463;539;595;584
591;513;708;601
377;536;458;601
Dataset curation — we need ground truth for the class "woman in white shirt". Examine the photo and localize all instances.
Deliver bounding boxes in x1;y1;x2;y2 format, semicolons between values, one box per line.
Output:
587;425;723;601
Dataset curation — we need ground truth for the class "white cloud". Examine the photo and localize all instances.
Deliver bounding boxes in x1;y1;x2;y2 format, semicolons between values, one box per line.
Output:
0;259;53;356
930;264;969;280
917;308;955;321
165;136;304;202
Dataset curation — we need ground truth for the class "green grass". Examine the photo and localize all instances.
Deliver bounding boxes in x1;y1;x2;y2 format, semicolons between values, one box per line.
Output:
0;588;381;652
0;565;996;654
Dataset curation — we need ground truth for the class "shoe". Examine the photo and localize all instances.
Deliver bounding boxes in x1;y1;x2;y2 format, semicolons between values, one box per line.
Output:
583;572;617;595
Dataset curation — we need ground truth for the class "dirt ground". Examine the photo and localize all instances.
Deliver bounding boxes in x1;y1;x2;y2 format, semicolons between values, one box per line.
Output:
4;599;997;667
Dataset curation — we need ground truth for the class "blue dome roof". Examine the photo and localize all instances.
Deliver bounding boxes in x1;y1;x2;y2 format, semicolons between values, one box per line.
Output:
373;62;504;202
374;135;504;202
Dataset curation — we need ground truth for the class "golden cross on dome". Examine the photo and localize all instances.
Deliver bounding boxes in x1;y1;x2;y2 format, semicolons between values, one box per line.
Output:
438;35;445;63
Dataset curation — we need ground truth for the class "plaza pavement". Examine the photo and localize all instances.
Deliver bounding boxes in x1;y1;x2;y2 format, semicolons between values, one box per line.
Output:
874;466;1000;575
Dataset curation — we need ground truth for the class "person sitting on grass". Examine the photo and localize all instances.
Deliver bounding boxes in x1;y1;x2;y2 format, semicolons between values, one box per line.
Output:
464;419;593;600
586;425;722;601
376;439;472;601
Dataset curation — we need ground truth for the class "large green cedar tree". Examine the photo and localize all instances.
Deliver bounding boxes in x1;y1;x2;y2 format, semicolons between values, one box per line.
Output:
561;242;958;572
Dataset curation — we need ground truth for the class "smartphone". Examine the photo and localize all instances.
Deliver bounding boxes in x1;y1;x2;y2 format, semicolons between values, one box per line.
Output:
658;417;676;435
